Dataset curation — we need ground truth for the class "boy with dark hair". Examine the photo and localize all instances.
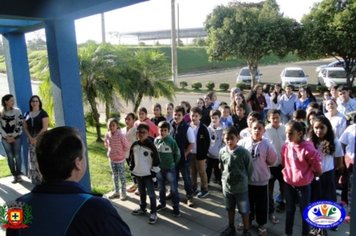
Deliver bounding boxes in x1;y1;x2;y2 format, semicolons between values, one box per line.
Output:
129;123;160;224
154;121;181;217
220;126;253;236
207;109;224;185
190;106;211;198
171;105;195;206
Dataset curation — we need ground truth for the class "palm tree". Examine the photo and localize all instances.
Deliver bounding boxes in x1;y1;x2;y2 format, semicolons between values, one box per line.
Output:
79;42;118;142
129;49;175;112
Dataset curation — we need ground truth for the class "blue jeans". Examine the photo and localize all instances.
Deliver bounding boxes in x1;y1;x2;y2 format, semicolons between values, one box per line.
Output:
284;183;311;236
136;176;157;214
2;138;22;176
176;155;193;198
157;168;179;210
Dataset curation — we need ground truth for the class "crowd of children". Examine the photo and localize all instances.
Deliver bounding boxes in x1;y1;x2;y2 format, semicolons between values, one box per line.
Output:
102;85;356;236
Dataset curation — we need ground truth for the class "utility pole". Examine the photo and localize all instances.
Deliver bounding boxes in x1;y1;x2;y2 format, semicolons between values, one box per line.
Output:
177;3;180;46
101;13;106;43
171;0;177;84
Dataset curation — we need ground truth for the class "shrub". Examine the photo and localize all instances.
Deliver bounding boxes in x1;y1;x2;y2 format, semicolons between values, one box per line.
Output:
219;83;230;91
191;82;202;90
205;81;215;91
315;85;328;93
236;83;249;91
109;112;121;121
85;112;95;127
180;81;188;89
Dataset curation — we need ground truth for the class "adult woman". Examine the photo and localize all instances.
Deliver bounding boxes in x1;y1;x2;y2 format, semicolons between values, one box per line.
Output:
295;87;312;110
246;84;266;113
0;94;23;183
23;95;49;184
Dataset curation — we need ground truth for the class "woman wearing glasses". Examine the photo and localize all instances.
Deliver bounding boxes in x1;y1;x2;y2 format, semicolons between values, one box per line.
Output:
23;95;49;185
0;94;24;183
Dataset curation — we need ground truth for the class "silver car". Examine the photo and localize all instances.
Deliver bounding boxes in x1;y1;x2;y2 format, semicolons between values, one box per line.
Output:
280;67;308;88
236;67;262;86
317;67;355;88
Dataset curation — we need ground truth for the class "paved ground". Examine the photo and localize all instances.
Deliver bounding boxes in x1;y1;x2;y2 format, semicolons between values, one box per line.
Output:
0;176;350;236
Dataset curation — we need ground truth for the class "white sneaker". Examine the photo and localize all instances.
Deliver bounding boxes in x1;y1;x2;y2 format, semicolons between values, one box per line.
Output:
148;213;157;224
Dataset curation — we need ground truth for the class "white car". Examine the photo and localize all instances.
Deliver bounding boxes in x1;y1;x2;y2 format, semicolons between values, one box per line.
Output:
280;67;308;88
315;60;344;73
236;67;262;86
318;67;355;88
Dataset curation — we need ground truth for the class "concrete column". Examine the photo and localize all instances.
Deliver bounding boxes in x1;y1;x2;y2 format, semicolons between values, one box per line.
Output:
2;33;32;174
44;19;91;191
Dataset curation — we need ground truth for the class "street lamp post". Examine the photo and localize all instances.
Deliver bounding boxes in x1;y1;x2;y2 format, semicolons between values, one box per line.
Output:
171;0;177;84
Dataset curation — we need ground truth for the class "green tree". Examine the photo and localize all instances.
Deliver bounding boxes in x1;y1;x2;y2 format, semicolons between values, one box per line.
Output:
27;38;47;51
205;0;300;87
300;0;356;87
129;49;175;112
79;42;120;142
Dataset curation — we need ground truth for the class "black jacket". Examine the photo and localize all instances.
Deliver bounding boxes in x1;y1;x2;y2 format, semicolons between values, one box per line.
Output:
195;123;210;160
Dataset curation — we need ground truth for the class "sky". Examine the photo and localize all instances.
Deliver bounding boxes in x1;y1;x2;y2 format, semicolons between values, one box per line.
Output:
26;0;322;44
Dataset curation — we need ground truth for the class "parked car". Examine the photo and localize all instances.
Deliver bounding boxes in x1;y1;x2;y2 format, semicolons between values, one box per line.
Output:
317;67;355;88
236;67;262;86
280;67;308;88
315;60;344;73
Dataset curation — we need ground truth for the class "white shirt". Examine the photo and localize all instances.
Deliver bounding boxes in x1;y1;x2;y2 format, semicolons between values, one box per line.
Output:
325;112;347;139
318;139;344;173
337;98;356;115
265;124;286;166
190;125;199;153
339;124;356;162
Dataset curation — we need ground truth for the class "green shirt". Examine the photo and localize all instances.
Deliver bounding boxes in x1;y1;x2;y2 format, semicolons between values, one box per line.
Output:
219;146;253;194
154;135;181;170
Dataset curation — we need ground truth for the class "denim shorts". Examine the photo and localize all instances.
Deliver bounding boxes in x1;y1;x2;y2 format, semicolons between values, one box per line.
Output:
223;190;250;216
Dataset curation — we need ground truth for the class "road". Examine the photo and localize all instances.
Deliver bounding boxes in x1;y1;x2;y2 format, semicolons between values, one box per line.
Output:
0;58;333;116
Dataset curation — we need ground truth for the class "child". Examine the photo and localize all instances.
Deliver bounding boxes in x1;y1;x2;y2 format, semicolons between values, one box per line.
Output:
151;103;166;126
190;106;210;198
180;101;191;123
165;103;174;123
265;109;286;220
104;118;130;200
238;120;277;235
239;111;260;139
309;116;344;235
280;84;297;124
207;110;224;185
123;113;139;193
171;105;195;207
196;98;205;110
129;123;160;224
247;84;266;114
232;104;248;133
339;113;356;223
219;105;233;129
134;107;158;139
154;121;181;217
281;120;322;236
219;126;253;236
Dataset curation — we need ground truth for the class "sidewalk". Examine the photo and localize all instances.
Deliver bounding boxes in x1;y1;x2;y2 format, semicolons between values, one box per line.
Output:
0;176;351;236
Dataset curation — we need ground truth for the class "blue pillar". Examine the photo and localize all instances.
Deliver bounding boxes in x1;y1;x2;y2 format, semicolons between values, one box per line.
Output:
44;19;91;191
2;33;32;175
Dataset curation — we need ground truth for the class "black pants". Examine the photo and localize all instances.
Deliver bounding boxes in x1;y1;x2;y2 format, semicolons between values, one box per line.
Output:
268;165;285;214
249;184;268;226
206;158;221;183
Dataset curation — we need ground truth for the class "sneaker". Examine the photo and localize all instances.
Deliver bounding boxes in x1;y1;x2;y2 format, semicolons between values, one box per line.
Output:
134;189;140;196
108;192;120;199
120;195;127;201
187;198;194;207
156;204;166;212
11;177;17;184
132;208;146;215
16;176;23;183
127;184;137;193
220;225;236;236
148;213;157;224
172;209;181;217
258;225;267;236
197;191;209;198
193;189;199;196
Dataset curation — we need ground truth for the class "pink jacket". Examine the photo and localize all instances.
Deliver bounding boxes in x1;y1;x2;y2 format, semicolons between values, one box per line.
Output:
104;130;130;163
281;140;322;187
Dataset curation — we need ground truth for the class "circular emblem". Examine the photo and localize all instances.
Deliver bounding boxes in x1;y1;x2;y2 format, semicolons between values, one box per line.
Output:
303;201;345;229
143;151;149;156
